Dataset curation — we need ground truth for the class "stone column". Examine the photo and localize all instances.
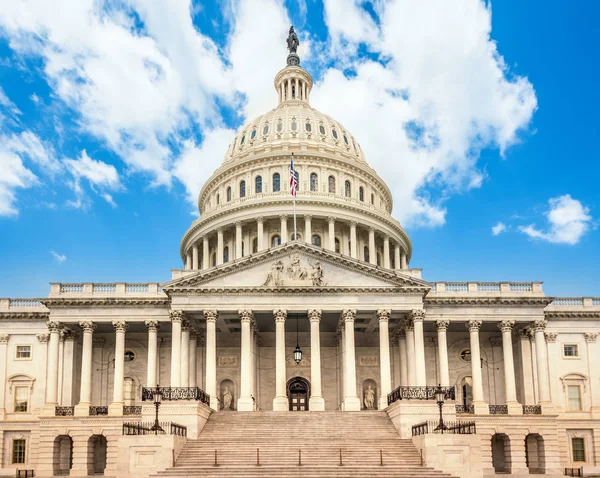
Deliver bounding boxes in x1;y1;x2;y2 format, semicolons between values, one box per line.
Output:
498;320;521;414
145;320;159;388
435;319;450;387
204;310;218;410
273;309;288;411
181;321;190;387
377;309;392;409
75;321;95;416
350;222;357;259
280;215;288;244
308;309;325;410
368;228;376;264
532;319;551;405
257;217;264;251
383;236;390;269
185;251;192;270
217;228;224;265
250;325;257;400
189;330;197;388
304;215;312;243
238;310;254;411
202;237;209;269
411;310;427;386
170;310;183;387
401;252;408;269
192;244;199;270
109;320;127;415
328;217;335;251
342;309;361;411
397;330;408;386
394;245;401;270
43;321;61;414
467;319;488;414
405;319;416;385
339;328;346;409
0;335;9;419
235;222;243;258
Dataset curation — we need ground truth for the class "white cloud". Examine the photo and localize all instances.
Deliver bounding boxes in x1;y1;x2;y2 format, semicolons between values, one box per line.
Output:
49;250;66;263
518;195;592;245
0;151;38;216
491;222;507;236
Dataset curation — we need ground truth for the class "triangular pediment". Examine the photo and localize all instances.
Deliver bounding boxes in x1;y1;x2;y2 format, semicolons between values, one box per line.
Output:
163;242;430;293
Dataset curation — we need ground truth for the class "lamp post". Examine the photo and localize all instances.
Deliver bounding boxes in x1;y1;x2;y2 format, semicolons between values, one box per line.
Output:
150;384;163;435
434;384;448;433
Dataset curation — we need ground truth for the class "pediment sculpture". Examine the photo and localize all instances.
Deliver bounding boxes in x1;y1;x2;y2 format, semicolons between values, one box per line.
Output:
263;253;325;287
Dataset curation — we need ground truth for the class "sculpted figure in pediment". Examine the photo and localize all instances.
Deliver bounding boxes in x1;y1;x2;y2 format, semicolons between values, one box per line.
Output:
309;260;325;286
263;260;285;286
287;253;307;280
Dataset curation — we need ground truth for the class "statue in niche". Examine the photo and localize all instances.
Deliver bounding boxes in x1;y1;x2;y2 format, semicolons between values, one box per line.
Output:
287;253;307;280
222;386;233;410
263;260;284;286
363;384;376;410
309;260;325;286
286;26;299;54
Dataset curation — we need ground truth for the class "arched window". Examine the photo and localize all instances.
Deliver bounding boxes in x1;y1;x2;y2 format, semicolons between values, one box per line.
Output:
252;238;258;254
359;187;364;202
211;252;216;267
364;246;370;263
216;193;220;205
241;242;244;257
255;176;262;194
291;232;302;241
377;253;382;266
328;175;336;193
343;134;349;145
223;246;229;263
277;121;283;132
305;122;312;132
345;180;351;197
332;128;338;140
335;238;341;253
311;235;321;247
310;173;318;192
240;134;246;145
226;186;232;202
371;193;374;204
291;120;297;131
240;180;246;198
319;124;326;135
273;173;281;192
271;235;281;247
250;128;256;140
263;123;269;135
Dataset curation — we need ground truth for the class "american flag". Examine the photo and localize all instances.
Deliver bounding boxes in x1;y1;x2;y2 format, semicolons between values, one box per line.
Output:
289;154;298;197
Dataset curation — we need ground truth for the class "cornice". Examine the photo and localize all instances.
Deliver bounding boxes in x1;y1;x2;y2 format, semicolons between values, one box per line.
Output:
167;286;419;296
0;312;50;321
424;297;553;307
544;310;600;319
41;298;171;308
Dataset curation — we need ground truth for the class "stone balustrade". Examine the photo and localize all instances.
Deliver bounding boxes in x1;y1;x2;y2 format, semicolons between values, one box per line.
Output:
548;298;600;308
48;282;166;298
0;298;47;311
429;281;544;295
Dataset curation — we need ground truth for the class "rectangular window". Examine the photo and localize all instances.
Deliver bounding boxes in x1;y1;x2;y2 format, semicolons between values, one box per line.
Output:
568;385;582;411
12;439;26;464
15;345;31;359
572;437;585;462
14;386;28;412
564;344;579;357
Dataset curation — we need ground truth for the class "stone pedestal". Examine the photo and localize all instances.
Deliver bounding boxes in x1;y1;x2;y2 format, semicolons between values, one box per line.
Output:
343;397;361;411
237;396;255;412
73;403;90;417
387;400;457;438
141;401;212;439
273;396;288;411
309;396;325;411
507;401;523;415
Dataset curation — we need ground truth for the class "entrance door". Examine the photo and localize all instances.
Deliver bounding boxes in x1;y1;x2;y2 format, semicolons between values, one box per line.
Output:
288;377;310;411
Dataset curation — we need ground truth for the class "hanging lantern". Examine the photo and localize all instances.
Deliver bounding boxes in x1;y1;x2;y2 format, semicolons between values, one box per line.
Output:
293;344;303;364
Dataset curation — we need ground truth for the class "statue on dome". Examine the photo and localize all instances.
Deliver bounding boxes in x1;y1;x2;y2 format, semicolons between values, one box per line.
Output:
287;26;299;54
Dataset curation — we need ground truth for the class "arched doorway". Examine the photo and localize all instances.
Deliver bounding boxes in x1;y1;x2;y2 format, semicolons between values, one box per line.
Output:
88;435;107;475
287;377;310;411
525;433;545;474
53;435;73;475
491;433;511;473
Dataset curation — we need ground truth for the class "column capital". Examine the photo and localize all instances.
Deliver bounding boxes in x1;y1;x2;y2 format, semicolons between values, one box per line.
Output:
435;319;450;331
0;334;10;344
189;329;198;340
304;214;312;221
403;318;414;331
158;337;171;347
35;333;48;343
204;309;218;323
145;319;160;332
466;319;482;332
93;338;105;346
217;227;223;234
585;332;599;343
181;319;191;331
256;216;264;224
79;321;96;332
409;309;425;322
61;329;77;341
544;332;558;342
376;309;391;323
531;319;547;332
279;214;288;221
235;221;242;227
368;227;375;233
273;309;287;323
308;309;322;322
498;319;515;332
238;309;254;323
327;216;335;223
46;320;62;333
342;309;356;324
350;220;358;227
170;309;184;323
489;337;503;346
396;329;406;339
112;320;127;332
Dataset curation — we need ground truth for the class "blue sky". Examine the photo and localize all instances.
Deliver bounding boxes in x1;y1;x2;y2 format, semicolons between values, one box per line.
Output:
0;0;597;298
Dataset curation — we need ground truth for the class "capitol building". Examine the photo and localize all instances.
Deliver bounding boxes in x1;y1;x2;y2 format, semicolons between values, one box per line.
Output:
0;31;599;478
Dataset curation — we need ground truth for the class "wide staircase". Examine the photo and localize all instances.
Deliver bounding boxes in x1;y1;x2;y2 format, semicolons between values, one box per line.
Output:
154;410;455;477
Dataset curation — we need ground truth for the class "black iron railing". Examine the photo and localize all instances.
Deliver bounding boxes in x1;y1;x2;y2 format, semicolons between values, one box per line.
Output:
141;386;210;405
455;404;475;414
89;406;108;416
16;470;35;477
564;467;583;477
122;421;187;437
412;420;476;436
523;405;542;415
489;405;508;415
387;386;455;405
55;406;74;416
123;406;142;415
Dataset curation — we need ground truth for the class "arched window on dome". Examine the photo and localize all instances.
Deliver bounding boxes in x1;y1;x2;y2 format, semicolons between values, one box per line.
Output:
263;123;269;135
305;122;312;132
310;173;318;192
277;121;283;133
345;180;351;198
359;187;364;202
328;176;336;193
291;232;302;241
319;124;326;135
271;235;281;247
223;246;229;263
377;252;382;267
255;176;262;194
241;241;244;257
311;235;321;247
216;193;220;205
370;193;374;204
240;180;246;198
250;128;256;140
211;252;216;267
332;128;338;140
364;246;370;263
291;120;297;131
343;134;349;145
226;187;232;202
273;173;281;192
335;238;341;253
240;134;246;145
252;238;258;254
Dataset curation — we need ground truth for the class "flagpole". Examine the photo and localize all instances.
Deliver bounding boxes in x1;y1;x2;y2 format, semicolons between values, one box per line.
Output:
292;152;297;241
